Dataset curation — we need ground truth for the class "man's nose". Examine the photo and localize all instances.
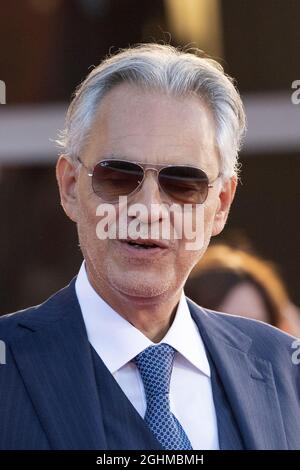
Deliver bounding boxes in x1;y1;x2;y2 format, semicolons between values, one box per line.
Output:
128;171;167;224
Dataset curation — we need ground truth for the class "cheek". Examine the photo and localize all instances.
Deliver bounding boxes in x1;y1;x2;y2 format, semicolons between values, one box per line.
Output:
79;199;96;231
179;202;218;272
204;197;219;232
182;202;217;251
77;198;106;252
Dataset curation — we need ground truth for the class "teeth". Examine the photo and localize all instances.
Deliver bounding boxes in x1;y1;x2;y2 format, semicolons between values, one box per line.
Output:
128;241;157;249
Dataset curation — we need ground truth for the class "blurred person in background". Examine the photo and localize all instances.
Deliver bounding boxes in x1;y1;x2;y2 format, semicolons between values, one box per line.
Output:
185;244;300;337
0;44;300;451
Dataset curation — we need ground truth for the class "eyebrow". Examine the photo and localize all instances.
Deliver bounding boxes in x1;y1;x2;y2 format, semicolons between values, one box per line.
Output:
92;154;142;164
94;154;197;165
91;154;215;173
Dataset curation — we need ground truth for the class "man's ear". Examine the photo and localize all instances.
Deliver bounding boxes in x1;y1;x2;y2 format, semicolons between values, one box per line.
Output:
212;176;237;237
56;155;79;222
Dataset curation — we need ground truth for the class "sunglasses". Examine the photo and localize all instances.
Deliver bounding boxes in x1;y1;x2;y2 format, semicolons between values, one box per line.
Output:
76;157;220;204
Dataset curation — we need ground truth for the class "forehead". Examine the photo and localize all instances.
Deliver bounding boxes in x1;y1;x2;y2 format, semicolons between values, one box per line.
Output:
84;83;219;172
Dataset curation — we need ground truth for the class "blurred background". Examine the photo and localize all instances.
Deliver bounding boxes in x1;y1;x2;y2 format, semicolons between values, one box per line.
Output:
0;0;299;315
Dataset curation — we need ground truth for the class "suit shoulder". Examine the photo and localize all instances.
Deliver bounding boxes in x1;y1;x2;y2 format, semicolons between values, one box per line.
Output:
203;306;298;358
216;309;296;342
0;305;39;338
0;278;77;341
187;297;298;357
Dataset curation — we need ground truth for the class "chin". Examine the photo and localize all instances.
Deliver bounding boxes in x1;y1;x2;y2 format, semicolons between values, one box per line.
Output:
110;272;173;300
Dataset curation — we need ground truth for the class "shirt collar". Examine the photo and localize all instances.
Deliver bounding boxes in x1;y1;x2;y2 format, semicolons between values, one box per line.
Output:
75;262;210;377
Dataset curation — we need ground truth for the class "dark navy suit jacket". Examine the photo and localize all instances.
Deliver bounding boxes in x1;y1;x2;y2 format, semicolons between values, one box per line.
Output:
0;278;300;449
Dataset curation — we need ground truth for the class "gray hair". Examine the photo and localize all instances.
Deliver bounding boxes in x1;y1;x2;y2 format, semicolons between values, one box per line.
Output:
56;43;246;178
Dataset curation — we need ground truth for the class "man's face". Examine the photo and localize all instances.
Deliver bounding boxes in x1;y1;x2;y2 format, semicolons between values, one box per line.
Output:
57;83;236;305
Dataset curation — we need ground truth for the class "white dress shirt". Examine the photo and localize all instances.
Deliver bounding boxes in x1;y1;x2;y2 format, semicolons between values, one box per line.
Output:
75;262;219;450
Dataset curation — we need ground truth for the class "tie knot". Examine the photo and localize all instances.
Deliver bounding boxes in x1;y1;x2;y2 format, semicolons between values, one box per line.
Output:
134;343;175;398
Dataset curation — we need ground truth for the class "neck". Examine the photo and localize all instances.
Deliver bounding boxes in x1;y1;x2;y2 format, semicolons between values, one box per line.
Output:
86;265;182;343
124;301;179;343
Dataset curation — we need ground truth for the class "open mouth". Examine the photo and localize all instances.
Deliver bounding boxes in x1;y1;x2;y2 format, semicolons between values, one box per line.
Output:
126;240;159;249
119;238;168;250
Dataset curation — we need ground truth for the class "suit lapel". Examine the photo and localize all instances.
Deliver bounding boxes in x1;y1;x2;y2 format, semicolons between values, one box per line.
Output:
10;280;108;449
188;299;288;450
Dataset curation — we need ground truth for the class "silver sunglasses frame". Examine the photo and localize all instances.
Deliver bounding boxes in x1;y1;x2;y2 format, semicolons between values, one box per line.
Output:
76;157;221;204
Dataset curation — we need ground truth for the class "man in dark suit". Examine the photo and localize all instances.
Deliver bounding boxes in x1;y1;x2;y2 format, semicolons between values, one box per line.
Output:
1;44;299;450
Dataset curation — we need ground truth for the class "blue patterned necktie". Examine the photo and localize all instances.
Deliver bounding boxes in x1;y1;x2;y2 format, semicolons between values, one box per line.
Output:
134;343;193;450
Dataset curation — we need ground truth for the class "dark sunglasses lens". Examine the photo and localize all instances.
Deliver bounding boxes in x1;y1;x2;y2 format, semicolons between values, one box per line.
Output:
92;160;143;201
159;166;209;203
